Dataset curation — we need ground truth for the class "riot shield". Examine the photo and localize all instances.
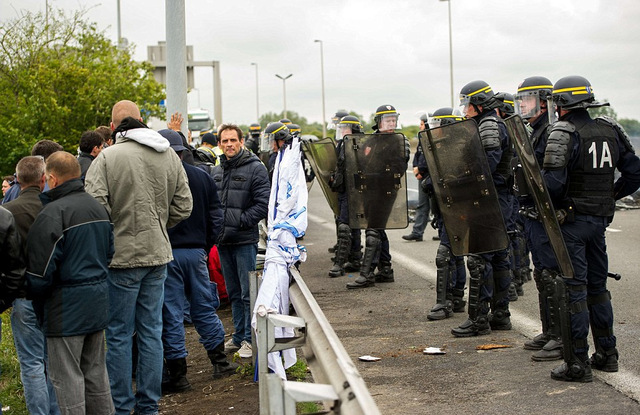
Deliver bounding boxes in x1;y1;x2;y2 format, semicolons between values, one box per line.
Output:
419;119;509;256
504;114;574;278
301;137;340;216
343;133;408;229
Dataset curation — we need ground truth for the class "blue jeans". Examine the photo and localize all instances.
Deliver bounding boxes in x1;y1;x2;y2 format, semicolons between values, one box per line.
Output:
163;248;225;359
10;299;60;415
411;185;430;237
106;265;166;415
218;244;257;345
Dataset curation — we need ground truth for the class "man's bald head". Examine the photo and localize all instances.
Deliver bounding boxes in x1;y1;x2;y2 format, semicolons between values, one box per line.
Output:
111;100;142;129
45;151;81;189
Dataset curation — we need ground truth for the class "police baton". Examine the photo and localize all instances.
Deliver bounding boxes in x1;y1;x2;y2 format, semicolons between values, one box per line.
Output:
607;272;622;281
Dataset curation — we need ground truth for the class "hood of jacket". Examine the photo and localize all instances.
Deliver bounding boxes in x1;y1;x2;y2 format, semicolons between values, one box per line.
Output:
114;128;170;153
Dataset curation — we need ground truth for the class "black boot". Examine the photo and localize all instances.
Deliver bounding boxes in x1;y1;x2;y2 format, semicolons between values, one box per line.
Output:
374;261;394;283
451;288;466;313
551;355;592;383
451;314;491;337
208;343;240;379
531;338;563;361
523;332;551;351
591;347;619;372
162;358;192;394
489;307;512;330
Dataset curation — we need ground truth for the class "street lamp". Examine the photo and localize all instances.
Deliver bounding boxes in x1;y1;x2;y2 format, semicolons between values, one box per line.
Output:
314;39;327;138
275;73;293;119
440;0;454;108
251;62;260;121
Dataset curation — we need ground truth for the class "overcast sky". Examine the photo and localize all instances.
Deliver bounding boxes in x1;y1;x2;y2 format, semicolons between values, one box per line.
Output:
2;0;639;127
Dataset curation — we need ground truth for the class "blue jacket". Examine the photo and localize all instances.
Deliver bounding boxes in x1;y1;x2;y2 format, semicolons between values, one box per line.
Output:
26;178;114;337
212;149;270;246
168;161;223;250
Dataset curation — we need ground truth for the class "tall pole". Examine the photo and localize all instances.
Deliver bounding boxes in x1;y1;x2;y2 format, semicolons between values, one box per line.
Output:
441;0;454;108
315;40;327;138
116;0;122;49
251;63;260;121
275;73;293;119
165;0;188;136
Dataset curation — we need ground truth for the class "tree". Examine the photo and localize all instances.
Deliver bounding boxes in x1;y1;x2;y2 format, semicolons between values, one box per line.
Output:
0;7;165;174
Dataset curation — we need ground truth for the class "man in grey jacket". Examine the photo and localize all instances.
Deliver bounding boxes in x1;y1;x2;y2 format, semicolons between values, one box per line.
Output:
85;100;192;415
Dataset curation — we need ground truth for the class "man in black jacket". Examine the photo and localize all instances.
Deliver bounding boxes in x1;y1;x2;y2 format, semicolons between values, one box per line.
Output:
77;130;104;182
158;129;237;394
0;207;24;313
26;151;115;413
211;124;270;358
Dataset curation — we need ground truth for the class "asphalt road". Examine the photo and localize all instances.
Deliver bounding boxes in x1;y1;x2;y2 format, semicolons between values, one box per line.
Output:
297;181;640;414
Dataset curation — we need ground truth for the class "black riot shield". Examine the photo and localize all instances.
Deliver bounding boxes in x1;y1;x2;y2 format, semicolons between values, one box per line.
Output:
419;119;509;256
504;114;574;278
301;137;340;216
343;133;408;229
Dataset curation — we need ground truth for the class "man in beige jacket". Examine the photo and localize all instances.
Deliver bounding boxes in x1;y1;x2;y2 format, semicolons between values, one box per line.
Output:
85;100;192;415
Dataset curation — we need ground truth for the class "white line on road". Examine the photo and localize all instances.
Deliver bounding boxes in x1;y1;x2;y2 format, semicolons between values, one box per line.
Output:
307;212;640;402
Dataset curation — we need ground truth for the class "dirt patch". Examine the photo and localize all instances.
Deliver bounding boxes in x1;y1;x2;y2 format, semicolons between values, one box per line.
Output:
159;304;260;415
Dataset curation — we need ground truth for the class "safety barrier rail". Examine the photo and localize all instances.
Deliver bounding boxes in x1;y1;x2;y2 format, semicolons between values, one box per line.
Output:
250;267;381;415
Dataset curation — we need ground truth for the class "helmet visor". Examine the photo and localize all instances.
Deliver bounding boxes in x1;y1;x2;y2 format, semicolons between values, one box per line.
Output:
378;114;398;132
336;123;353;141
459;95;472;118
515;90;542;119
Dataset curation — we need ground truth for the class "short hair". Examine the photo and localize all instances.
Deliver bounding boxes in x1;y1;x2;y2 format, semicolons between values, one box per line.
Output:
95;126;112;142
3;175;14;184
217;124;244;141
15;156;45;187
31;140;64;160
79;130;104;153
45;151;81;182
111;100;141;128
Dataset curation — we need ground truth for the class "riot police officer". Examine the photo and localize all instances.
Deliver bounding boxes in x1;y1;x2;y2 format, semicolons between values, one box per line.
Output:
451;81;514;336
328;116;364;277
245;123;262;154
514;76;563;362
347;105;409;289
424;108;468;320
544;76;640;382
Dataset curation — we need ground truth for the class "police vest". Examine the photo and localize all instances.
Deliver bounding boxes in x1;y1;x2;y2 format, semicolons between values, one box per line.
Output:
479;114;513;189
567;118;619;216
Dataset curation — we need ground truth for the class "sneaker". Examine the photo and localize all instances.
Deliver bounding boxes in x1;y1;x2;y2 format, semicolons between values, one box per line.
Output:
238;340;252;358
225;337;240;353
402;233;423;241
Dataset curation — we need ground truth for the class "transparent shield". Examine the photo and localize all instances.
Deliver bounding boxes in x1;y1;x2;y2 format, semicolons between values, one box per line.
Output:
419;119;509;255
301;137;340;216
344;133;408;229
504;114;574;278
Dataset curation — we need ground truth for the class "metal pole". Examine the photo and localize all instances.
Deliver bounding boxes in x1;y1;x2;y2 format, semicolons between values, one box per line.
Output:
275;74;293;119
315;40;326;138
441;0;454;108
116;0;122;49
252;63;260;121
165;0;188;136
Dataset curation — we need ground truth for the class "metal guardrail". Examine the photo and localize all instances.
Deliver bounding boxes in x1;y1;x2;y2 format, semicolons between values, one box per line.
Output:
250;267;381;415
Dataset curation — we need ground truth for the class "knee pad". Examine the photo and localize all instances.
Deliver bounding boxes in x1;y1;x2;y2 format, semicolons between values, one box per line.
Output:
435;244;452;269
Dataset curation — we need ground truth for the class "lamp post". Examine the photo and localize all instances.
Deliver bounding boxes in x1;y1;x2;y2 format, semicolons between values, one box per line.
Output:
251;62;260;121
440;0;454;108
314;39;327;138
275;73;293;119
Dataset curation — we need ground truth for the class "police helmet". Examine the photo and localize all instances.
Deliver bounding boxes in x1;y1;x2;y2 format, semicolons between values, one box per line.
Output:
264;121;292;143
336;115;363;140
515;76;553;119
374;104;399;132
459;80;498;115
288;123;301;137
329;109;350;130
249;123;261;137
428;107;464;129
552;75;598;110
279;118;292;125
495;92;515;116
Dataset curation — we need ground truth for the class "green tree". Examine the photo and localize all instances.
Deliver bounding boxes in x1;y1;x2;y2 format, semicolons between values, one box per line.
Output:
619;118;640;137
0;7;165;174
